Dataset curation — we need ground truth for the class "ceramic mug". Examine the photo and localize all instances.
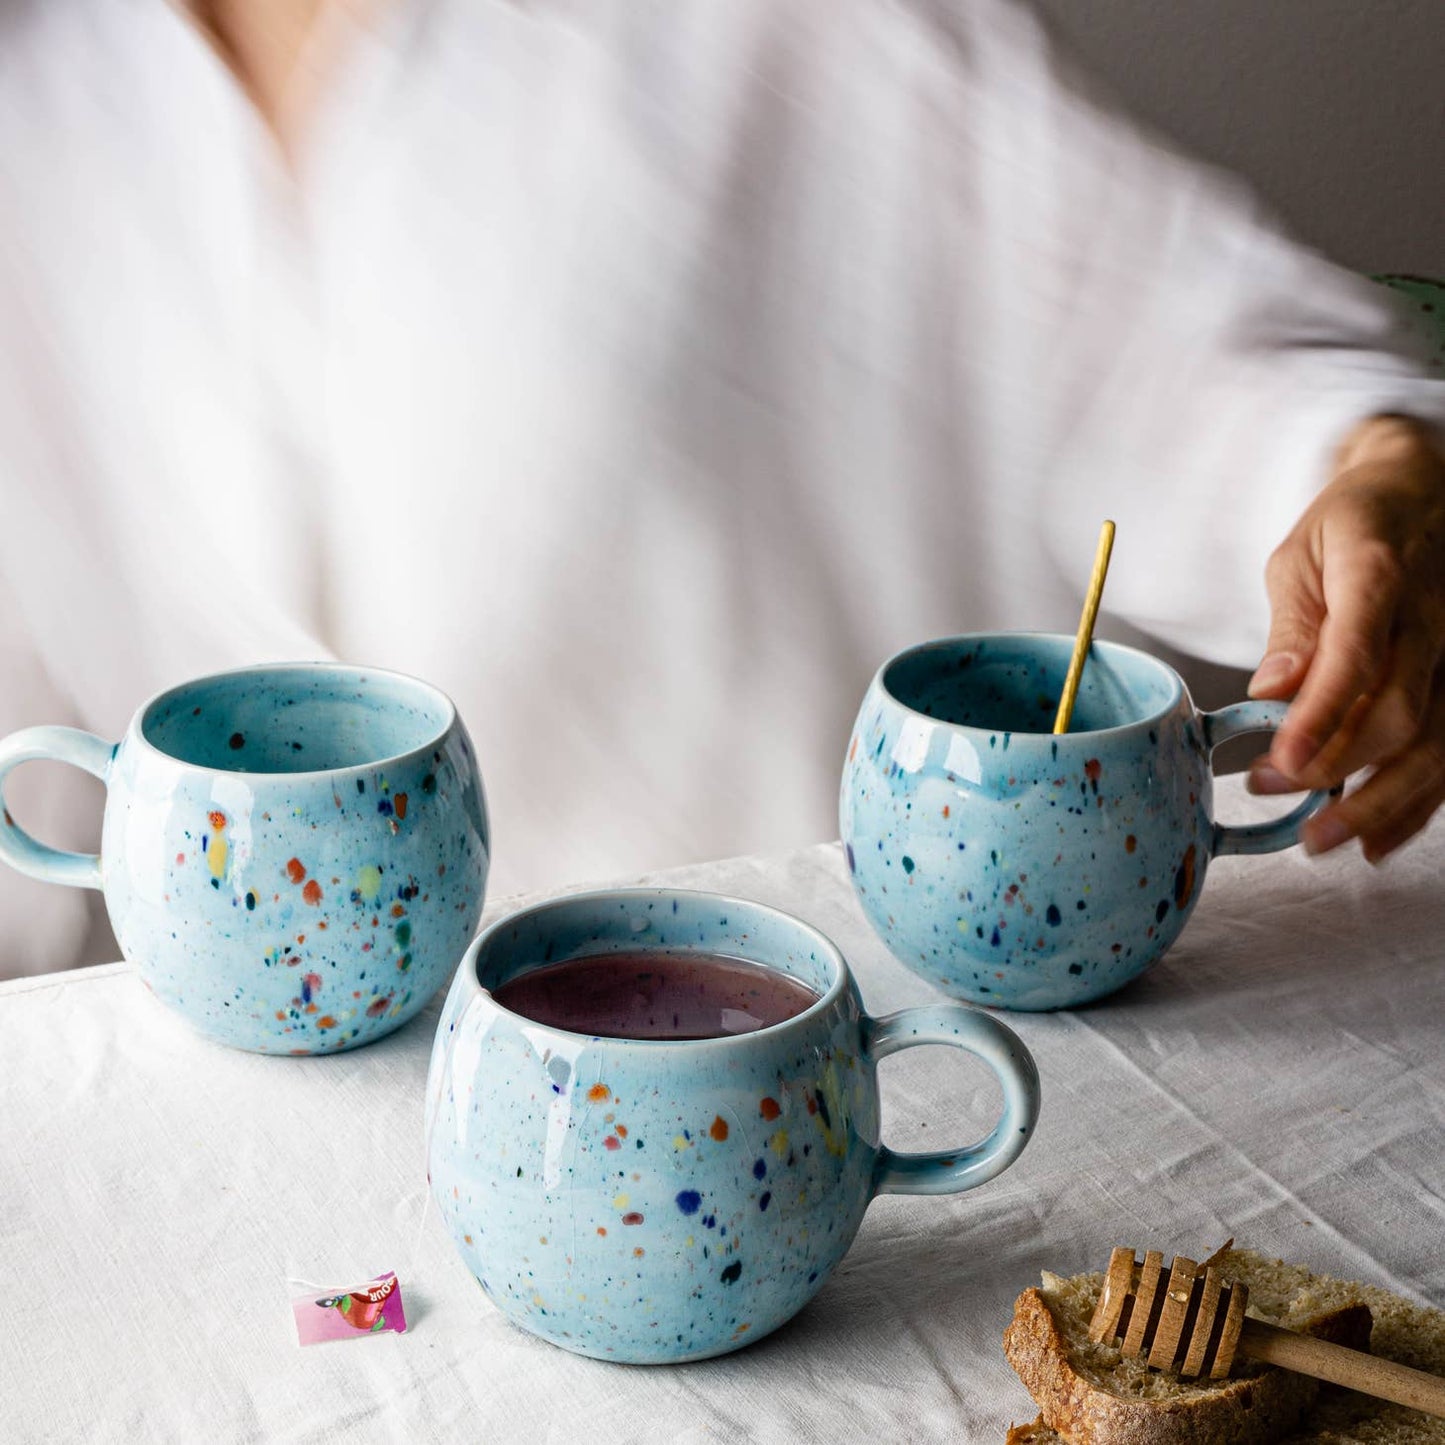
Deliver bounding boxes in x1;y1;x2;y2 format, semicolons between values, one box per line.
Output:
840;633;1329;1011
425;887;1040;1364
0;663;489;1052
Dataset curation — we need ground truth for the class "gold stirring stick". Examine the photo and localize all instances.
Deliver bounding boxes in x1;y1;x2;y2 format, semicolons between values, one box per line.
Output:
1053;519;1116;735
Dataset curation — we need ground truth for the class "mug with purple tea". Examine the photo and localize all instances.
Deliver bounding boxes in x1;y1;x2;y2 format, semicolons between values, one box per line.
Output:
0;663;489;1052
840;632;1330;1011
425;888;1041;1363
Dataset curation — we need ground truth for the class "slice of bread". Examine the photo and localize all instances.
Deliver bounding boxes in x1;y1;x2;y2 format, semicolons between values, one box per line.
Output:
1002;1247;1445;1444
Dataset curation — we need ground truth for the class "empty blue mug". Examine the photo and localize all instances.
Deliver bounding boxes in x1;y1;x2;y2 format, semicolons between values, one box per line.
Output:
0;662;489;1051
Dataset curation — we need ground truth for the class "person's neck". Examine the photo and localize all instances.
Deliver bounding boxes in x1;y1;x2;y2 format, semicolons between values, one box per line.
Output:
187;0;343;164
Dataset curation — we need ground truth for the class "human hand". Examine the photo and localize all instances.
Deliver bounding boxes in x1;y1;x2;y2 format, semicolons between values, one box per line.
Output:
1247;415;1445;862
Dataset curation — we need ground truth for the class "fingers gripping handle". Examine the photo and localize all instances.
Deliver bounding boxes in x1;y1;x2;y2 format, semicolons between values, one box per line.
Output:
1202;702;1331;857
865;1005;1041;1197
0;726;113;889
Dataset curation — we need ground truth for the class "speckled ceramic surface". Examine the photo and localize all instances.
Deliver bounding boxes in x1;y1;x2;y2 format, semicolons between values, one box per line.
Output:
1376;274;1445;373
0;664;489;1052
840;634;1328;1011
425;889;1040;1363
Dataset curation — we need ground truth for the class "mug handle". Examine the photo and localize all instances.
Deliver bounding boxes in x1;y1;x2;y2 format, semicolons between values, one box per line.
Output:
0;726;113;889
1201;701;1331;858
863;1004;1041;1196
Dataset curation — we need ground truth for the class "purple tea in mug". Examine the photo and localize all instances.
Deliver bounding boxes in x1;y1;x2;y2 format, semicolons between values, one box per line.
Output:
490;950;820;1039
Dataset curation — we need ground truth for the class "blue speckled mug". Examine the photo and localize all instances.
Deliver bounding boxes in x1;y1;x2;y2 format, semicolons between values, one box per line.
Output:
425;889;1040;1363
0;663;489;1052
840;633;1329;1011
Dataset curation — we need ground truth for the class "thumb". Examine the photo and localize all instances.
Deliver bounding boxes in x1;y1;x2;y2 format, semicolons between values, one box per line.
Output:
1249;542;1323;699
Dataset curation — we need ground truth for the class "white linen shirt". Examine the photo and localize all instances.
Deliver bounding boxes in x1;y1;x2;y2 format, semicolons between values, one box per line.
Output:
1;0;1441;975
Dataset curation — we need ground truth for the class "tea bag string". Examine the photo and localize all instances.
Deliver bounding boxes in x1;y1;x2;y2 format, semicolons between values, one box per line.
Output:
282;1186;433;1300
405;1183;434;1281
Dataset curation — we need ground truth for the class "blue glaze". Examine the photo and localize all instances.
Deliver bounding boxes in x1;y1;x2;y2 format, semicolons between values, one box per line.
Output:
425;888;1040;1364
0;663;489;1052
840;633;1328;1011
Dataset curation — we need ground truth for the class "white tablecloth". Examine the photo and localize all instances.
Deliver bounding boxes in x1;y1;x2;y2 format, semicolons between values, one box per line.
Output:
6;777;1445;1442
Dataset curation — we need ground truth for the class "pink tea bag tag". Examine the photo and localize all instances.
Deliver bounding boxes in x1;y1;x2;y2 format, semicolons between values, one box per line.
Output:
291;1271;408;1346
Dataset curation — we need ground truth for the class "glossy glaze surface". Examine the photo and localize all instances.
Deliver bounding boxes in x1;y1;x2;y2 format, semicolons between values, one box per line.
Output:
840;634;1320;1010
0;664;489;1052
426;888;1039;1363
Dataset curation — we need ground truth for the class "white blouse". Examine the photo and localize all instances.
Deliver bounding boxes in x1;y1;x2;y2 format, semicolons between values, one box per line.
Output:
1;0;1441;974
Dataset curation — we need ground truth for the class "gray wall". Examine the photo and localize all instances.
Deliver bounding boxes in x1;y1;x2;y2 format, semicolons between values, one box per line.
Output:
1031;0;1444;731
1031;0;1444;276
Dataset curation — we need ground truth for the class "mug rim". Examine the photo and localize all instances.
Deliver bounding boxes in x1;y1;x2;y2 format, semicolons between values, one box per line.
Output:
130;660;459;781
460;887;850;1049
876;630;1185;741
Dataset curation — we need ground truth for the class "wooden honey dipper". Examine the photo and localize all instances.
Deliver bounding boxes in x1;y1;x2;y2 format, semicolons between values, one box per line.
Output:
1088;1247;1445;1417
